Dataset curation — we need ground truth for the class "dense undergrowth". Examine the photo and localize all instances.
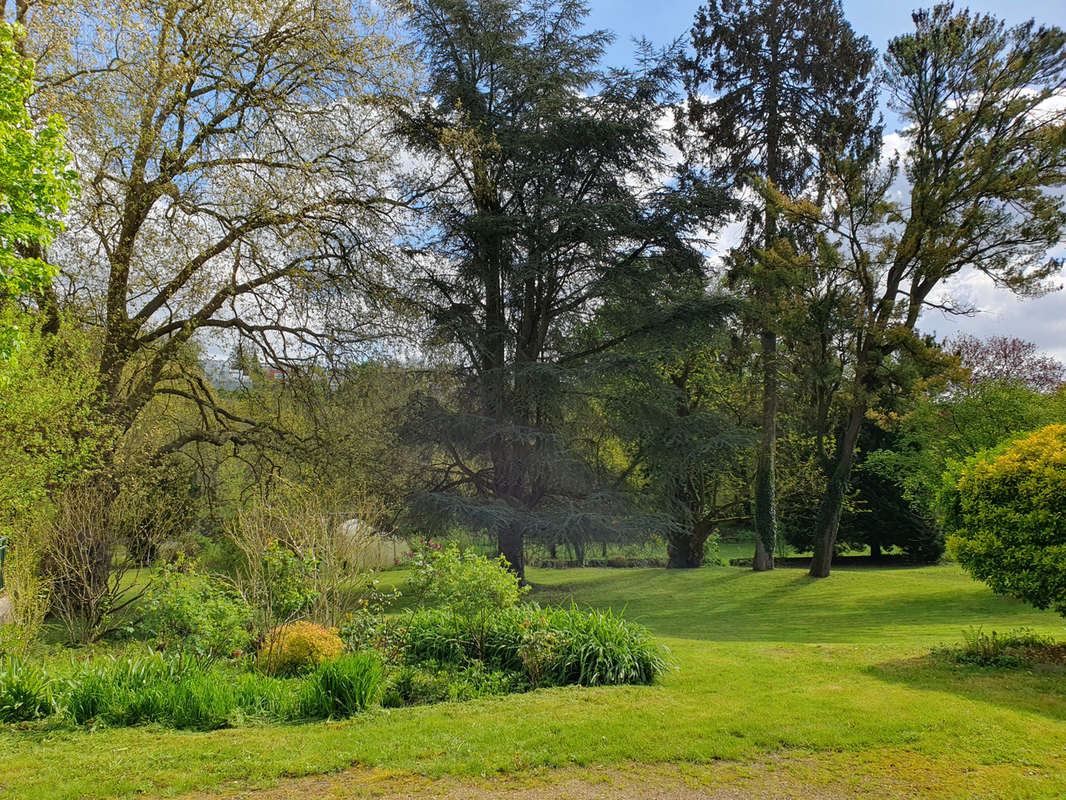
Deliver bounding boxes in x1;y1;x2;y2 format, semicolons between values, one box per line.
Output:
0;545;667;731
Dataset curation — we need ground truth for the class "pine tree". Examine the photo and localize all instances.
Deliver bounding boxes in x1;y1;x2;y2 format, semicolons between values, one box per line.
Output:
680;0;879;570
398;0;725;580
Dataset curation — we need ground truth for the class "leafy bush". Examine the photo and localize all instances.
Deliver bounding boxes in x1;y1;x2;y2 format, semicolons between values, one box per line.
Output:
0;656;53;722
408;542;528;618
406;542;529;660
258;621;344;676
398;603;668;688
338;579;404;659
231;482;379;629
942;424;1066;615
932;627;1057;667
299;652;383;718
258;541;320;623
137;559;253;658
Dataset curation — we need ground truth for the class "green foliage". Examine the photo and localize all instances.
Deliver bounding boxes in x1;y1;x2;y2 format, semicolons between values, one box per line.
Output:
259;541;320;622
258;622;344;676
866;383;1066;519
381;660;525;707
932;627;1056;668
0;656;53;722
137;559;253;658
3;647;388;730
0;24;77;356
399;603;668;688
408;542;527;619
943;424;1066;616
0;320;102;526
52;652;299;729
338;579;403;658
298;653;383;718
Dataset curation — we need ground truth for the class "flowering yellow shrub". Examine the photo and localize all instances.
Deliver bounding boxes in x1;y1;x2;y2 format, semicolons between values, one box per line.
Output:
258;621;344;675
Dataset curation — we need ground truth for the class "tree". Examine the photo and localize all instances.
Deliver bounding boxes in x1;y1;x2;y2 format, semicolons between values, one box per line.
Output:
865;374;1066;522
949;334;1065;393
776;5;1066;577
16;0;410;459
398;0;723;581
587;287;750;568
0;21;76;357
681;0;880;570
943;424;1066;616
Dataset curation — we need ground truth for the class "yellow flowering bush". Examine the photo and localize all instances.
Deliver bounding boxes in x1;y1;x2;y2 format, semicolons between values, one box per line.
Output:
942;424;1066;615
258;621;344;676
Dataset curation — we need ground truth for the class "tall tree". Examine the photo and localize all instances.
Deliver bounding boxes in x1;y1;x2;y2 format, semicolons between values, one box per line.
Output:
398;0;723;581
777;4;1066;577
14;0;410;462
949;334;1065;394
592;305;753;568
681;0;880;570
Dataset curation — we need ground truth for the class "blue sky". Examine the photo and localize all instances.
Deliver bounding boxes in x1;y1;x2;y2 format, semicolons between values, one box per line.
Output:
582;0;1066;360
586;0;1066;71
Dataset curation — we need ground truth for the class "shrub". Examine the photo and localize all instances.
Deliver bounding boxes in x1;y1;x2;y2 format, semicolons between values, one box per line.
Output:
0;656;53;722
43;484;153;644
137;559;253;658
408;542;527;618
338;579;404;660
941;424;1066;615
231;481;380;629
256;541;320;624
536;606;668;686
299;652;383;718
398;603;669;688
258;621;344;676
932;627;1057;667
406;542;529;659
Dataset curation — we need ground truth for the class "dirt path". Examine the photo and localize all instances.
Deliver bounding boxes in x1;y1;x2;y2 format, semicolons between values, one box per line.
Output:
173;754;1014;800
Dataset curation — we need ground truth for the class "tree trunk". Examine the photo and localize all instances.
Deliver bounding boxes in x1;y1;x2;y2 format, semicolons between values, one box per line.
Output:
667;521;711;568
572;538;586;567
870;541;881;560
809;403;865;578
497;525;525;585
753;329;778;571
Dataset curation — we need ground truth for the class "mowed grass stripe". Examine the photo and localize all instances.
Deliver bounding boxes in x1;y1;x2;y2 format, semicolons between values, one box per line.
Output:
2;565;1065;800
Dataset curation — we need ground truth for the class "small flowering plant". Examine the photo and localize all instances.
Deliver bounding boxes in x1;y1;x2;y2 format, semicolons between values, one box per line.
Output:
402;537;443;567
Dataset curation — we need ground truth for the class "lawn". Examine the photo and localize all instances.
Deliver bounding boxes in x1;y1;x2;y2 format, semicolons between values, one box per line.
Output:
3;563;1066;799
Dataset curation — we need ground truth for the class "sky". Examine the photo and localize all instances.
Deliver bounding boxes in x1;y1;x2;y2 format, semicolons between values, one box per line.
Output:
582;0;1066;360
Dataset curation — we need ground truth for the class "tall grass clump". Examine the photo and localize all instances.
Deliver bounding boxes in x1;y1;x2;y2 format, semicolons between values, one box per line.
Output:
0;656;53;722
539;605;669;686
53;652;304;730
398;603;669;688
299;652;384;718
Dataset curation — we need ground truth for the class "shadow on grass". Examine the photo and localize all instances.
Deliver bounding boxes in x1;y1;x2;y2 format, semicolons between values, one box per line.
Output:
867;654;1066;723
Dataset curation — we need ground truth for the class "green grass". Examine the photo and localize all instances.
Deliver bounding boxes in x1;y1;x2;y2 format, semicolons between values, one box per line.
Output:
3;564;1066;799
